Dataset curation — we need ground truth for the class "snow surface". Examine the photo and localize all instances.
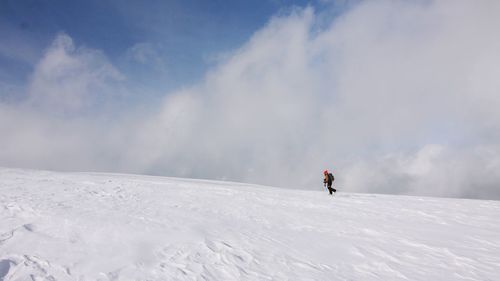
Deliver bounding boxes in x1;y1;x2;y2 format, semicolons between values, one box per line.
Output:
1;168;499;281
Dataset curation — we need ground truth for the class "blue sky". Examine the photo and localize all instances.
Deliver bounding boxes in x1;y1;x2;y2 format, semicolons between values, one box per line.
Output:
1;0;347;101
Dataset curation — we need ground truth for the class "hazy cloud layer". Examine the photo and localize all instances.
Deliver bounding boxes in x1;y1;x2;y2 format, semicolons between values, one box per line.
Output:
1;0;500;199
28;34;124;112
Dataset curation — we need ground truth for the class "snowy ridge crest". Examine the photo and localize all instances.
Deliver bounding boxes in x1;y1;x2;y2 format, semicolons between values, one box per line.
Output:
1;168;499;280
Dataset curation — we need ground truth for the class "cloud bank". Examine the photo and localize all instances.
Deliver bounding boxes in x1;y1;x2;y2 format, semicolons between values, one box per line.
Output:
27;34;124;112
1;0;500;199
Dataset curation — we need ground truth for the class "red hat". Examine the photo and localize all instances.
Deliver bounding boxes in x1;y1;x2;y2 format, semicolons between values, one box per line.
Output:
323;170;328;175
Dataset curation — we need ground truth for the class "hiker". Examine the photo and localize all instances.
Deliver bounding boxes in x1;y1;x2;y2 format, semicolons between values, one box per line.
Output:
323;170;336;195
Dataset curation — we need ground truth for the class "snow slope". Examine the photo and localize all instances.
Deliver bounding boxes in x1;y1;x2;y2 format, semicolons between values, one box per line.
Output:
1;168;499;280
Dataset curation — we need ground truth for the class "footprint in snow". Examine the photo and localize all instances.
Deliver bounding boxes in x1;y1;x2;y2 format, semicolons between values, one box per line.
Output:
0;259;16;279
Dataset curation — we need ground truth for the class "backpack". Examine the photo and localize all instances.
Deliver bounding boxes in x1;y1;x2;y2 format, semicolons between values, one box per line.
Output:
328;173;334;182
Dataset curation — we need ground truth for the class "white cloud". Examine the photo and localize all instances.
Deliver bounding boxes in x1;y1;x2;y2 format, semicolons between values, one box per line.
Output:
1;1;500;199
125;42;166;72
135;1;500;197
343;144;500;199
126;42;155;64
28;33;124;112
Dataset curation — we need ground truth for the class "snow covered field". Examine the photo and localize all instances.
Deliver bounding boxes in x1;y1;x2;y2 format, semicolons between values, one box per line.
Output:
1;168;499;280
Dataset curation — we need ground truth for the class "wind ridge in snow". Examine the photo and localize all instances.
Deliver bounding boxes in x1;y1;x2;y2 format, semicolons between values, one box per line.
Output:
1;168;499;280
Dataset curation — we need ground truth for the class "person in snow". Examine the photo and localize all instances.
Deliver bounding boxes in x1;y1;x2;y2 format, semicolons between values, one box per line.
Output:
323;170;336;195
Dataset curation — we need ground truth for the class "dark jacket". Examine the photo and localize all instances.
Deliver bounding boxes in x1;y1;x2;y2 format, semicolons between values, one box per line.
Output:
324;173;334;186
